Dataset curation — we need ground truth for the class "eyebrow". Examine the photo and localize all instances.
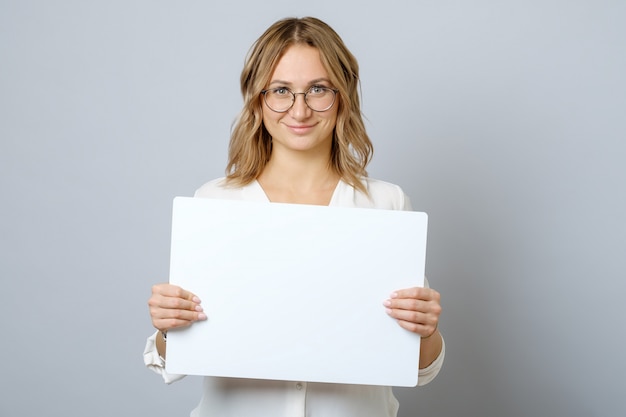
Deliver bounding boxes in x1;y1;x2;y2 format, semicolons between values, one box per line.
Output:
268;78;332;87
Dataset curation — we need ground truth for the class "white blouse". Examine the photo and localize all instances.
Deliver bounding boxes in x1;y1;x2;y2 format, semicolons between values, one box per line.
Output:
144;177;445;417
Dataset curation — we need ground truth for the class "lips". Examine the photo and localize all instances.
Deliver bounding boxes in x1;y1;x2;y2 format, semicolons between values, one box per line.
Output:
286;123;316;135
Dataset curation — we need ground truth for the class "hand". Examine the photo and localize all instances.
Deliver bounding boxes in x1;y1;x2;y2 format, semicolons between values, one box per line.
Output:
148;283;207;332
383;287;441;338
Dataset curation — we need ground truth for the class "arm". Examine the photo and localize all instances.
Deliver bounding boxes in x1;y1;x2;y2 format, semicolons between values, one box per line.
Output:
155;330;167;359
418;326;443;369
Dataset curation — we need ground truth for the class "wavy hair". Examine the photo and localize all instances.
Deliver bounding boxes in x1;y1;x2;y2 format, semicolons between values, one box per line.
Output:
225;17;373;194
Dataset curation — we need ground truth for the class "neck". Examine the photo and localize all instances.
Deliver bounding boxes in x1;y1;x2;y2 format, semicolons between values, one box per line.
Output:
257;150;340;205
261;147;336;190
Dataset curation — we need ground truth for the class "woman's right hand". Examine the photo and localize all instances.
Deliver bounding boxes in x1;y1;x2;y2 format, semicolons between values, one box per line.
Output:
148;283;207;332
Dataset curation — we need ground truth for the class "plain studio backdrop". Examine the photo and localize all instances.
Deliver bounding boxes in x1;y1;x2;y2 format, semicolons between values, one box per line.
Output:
1;1;625;416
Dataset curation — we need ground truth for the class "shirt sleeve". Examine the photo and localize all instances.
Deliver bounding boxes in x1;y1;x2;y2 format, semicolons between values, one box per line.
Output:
402;191;413;211
417;335;445;386
415;276;445;386
143;331;187;384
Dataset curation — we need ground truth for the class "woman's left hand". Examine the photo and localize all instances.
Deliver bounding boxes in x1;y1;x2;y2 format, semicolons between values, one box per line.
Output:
383;287;441;338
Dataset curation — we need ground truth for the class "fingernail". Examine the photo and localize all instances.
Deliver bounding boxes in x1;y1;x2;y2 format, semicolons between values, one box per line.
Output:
390;292;398;298
195;305;204;312
193;296;201;303
385;308;392;315
383;299;391;307
197;313;207;320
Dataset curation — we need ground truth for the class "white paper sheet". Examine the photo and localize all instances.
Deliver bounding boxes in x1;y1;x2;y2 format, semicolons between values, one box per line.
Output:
165;197;428;387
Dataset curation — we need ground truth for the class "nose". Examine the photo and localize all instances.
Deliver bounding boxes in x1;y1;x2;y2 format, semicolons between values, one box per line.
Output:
289;92;311;119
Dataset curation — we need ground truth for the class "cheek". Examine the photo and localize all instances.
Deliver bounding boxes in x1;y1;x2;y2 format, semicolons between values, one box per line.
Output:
324;111;339;130
261;106;274;127
328;102;339;124
262;114;286;141
262;112;279;132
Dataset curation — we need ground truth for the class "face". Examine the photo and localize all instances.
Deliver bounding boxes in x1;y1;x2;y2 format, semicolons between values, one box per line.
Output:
262;44;339;157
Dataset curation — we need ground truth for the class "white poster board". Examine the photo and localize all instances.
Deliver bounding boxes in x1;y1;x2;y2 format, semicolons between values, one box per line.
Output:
165;197;428;387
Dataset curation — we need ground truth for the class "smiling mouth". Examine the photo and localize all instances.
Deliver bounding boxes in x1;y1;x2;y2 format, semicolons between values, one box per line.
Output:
287;124;316;134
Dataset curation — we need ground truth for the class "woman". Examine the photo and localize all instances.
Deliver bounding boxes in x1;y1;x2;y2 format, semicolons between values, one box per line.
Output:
145;16;444;417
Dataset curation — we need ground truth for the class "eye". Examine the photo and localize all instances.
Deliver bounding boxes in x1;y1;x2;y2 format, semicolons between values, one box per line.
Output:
272;87;291;96
308;85;327;95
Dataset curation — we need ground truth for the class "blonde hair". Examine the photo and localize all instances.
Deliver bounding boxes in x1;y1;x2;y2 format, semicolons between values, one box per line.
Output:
225;17;373;194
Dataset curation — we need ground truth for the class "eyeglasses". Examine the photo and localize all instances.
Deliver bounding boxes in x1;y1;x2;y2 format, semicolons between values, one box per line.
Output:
261;86;338;113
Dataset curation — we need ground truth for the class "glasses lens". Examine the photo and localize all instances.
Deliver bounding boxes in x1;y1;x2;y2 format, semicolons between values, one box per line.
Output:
264;89;293;112
305;87;336;112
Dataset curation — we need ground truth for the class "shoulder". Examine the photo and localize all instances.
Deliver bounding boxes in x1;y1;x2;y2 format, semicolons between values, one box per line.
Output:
193;177;228;197
193;177;268;201
194;177;245;198
344;177;413;211
363;177;403;197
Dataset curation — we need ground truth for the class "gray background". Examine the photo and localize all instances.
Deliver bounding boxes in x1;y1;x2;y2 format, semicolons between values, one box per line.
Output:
1;1;625;416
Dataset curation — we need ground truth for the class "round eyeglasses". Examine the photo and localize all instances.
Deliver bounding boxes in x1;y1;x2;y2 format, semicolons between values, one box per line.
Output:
261;86;338;113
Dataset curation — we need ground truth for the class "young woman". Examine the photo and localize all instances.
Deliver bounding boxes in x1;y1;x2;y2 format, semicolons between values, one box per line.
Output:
145;16;444;417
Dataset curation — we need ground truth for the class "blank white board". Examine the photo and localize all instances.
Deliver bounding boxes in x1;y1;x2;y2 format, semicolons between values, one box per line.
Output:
166;196;428;386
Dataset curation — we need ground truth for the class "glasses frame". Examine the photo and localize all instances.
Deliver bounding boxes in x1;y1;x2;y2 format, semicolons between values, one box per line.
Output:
260;86;339;113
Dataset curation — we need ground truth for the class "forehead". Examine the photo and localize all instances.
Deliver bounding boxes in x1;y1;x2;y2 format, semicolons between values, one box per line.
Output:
269;44;329;85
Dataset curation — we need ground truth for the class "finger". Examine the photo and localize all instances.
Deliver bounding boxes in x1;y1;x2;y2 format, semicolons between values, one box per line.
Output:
387;308;439;335
395;319;437;337
148;293;207;330
150;305;204;321
385;294;442;315
391;287;439;302
148;295;197;317
150;307;207;332
152;317;198;332
386;307;430;325
384;298;431;313
160;294;202;312
152;284;202;304
148;285;203;313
